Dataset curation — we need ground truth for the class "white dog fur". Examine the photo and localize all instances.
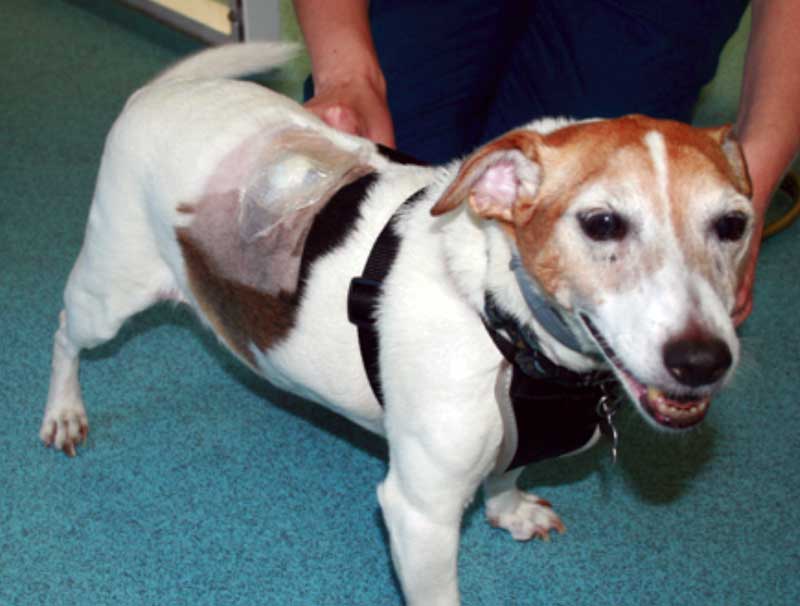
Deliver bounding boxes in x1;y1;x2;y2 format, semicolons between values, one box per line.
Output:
41;43;755;605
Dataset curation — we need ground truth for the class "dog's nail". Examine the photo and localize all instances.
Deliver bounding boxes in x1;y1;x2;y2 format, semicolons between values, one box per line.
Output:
540;531;550;542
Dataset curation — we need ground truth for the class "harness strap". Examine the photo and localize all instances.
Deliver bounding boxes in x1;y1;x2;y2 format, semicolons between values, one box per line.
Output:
348;145;428;405
347;189;427;405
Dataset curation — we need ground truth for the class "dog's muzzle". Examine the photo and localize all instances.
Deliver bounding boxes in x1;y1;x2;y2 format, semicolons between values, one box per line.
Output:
581;315;724;430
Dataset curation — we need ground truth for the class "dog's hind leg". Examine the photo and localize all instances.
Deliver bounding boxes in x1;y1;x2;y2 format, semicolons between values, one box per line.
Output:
40;220;176;456
483;468;566;541
40;308;89;457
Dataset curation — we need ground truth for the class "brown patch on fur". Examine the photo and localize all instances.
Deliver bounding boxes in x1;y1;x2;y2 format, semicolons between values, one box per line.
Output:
175;191;308;367
176;227;298;367
511;117;659;298
526;249;564;299
699;126;752;197
513;115;749;300
650;120;752;283
672;124;752;197
435;115;749;303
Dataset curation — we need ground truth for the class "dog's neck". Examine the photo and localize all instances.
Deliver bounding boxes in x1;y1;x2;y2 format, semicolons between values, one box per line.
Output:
436;206;600;373
508;254;584;353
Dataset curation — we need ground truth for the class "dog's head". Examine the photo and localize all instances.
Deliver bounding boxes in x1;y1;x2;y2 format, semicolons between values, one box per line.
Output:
432;115;754;431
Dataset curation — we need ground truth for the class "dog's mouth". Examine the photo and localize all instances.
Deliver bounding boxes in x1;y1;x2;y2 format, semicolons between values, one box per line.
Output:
580;315;710;430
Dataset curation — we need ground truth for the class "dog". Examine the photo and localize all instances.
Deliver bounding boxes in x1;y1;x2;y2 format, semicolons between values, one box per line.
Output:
40;42;754;605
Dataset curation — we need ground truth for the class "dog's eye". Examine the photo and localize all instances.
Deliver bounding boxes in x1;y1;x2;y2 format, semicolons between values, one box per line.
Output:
578;211;628;241
713;212;748;242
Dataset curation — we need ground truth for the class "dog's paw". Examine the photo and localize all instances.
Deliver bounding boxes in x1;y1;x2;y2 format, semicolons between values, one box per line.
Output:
486;491;565;541
40;406;89;457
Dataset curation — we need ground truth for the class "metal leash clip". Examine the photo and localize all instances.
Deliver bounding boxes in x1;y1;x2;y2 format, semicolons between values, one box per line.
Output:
597;394;621;464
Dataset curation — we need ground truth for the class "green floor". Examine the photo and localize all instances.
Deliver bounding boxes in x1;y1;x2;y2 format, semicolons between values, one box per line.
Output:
2;2;799;605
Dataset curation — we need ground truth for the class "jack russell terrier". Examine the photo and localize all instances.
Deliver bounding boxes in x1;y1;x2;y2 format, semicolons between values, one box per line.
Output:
40;43;754;605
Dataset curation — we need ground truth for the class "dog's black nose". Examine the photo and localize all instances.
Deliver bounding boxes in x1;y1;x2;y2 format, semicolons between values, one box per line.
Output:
663;337;732;387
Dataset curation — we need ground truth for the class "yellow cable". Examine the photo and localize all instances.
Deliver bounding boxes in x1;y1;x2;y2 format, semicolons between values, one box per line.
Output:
763;171;800;239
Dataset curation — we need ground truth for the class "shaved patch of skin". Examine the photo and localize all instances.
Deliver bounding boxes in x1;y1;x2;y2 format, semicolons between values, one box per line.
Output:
178;191;317;298
205;125;374;197
175;127;376;365
177;172;377;366
177;188;312;367
176;206;298;368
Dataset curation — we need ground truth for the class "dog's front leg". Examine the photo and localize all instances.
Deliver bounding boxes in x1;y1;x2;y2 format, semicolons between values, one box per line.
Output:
377;426;499;606
378;477;460;604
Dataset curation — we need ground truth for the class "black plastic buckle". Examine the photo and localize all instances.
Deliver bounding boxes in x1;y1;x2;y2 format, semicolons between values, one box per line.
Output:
347;277;382;326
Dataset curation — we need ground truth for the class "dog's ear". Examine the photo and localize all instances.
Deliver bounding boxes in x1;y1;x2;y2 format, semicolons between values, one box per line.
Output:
703;124;752;198
431;130;544;222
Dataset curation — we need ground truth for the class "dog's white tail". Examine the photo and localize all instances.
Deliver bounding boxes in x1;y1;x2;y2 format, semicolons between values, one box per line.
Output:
152;41;300;84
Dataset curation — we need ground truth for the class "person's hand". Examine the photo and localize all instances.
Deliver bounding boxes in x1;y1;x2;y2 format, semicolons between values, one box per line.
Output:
293;0;395;148
305;77;395;148
733;128;793;328
731;151;769;328
731;0;800;326
732;215;763;327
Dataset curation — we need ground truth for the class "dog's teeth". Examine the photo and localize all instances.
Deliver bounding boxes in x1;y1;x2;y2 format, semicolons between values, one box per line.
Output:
648;386;664;405
644;385;713;426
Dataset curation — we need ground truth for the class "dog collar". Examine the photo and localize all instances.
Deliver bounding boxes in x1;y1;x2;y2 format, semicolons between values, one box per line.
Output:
483;297;598;383
509;254;584;353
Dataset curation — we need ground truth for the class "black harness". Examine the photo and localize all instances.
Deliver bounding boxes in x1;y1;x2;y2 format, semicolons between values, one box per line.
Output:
481;299;616;470
347;187;428;404
347;167;619;472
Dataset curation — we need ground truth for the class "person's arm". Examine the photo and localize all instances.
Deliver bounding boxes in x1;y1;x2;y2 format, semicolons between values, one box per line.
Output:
734;0;800;325
293;0;395;147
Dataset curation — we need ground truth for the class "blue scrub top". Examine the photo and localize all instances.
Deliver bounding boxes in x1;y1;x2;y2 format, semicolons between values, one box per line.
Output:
367;0;749;163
